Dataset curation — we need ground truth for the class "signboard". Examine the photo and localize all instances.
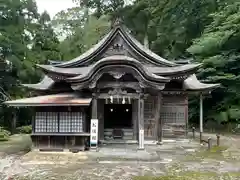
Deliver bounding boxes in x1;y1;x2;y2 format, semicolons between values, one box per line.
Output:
90;119;98;145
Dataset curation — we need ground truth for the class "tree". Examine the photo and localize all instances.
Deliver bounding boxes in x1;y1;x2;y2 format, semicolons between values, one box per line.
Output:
59;15;110;60
188;1;240;125
0;0;61;129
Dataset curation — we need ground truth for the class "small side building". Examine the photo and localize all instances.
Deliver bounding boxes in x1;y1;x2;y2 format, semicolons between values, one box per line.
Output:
5;21;220;151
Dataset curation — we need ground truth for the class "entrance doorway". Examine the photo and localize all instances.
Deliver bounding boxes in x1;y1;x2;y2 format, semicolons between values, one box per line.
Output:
104;104;132;129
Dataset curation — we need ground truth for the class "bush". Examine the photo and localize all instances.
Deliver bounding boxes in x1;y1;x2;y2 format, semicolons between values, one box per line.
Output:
0;126;10;141
16;125;32;134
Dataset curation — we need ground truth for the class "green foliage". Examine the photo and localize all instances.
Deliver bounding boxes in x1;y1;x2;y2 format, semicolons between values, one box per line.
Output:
188;1;240;124
0;0;62;130
58;15;111;60
16;125;32;134
0;127;10;141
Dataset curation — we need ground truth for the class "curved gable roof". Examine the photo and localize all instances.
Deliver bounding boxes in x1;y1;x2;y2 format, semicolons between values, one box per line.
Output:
54;25;177;68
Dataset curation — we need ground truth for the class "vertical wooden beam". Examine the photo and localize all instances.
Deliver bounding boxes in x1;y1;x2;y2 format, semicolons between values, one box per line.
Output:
138;93;144;150
91;93;98;119
32;109;35;133
48;136;50;148
91;93;98;145
155;92;161;142
98;99;104;140
133;100;138;140
200;93;203;142
11;109;17;135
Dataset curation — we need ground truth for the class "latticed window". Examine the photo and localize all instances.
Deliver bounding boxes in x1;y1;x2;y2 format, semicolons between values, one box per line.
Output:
71;112;83;132
59;112;71;132
160;106;185;124
144;96;156;138
59;112;83;133
35;112;47;132
47;112;58;132
34;111;84;133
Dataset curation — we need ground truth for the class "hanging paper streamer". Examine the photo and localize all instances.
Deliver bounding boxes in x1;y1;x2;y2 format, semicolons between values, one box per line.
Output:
110;95;113;103
122;96;126;104
128;96;131;104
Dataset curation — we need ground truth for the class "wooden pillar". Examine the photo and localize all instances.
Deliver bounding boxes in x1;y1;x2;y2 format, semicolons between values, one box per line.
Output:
98;99;104;140
92;93;98;119
11;110;17;135
138;93;144;150
200;93;203;142
132;99;137;140
155;92;162;142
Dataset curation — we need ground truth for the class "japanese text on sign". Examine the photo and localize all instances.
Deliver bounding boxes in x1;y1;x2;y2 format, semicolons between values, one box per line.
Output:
90;119;98;145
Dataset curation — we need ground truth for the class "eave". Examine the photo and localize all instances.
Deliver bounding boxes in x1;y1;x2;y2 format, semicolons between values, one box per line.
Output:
66;56;170;83
36;64;89;76
36;56;201;80
22;76;54;90
149;64;202;76
183;74;220;91
4;93;92;107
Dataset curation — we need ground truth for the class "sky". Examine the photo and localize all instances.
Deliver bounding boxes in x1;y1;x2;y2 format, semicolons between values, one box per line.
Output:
36;0;76;18
36;0;134;18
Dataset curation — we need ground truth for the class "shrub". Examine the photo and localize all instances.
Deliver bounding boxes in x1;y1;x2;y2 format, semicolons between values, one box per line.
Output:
16;125;32;134
0;126;10;141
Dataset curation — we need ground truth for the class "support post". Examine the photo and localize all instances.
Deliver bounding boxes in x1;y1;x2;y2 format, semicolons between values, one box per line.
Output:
217;134;220;146
11;110;17;135
192;127;195;139
208;137;212;150
200;93;203;143
133;99;138;140
91;93;98;151
155;92;162;143
138;93;145;150
91;93;98;119
48;136;50;148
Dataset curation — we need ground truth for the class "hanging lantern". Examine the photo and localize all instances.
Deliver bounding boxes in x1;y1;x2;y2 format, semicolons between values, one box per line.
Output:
105;98;108;104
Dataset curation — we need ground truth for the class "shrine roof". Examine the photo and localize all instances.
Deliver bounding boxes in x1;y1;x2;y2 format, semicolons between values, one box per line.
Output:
37;56;201;78
4;93;92;106
147;64;201;75
183;74;220;91
51;24;177;68
22;75;54;90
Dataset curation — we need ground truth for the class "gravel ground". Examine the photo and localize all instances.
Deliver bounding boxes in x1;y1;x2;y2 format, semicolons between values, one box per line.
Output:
1;136;240;180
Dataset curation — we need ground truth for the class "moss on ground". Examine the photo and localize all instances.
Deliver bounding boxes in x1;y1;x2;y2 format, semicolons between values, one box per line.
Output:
0;134;32;155
184;145;229;161
134;172;240;180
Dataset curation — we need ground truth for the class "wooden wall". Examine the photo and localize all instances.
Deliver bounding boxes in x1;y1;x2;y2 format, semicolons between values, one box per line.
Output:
160;94;188;138
144;96;157;140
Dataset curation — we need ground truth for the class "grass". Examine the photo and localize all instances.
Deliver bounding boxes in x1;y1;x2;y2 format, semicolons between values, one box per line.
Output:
184;145;229;161
0;134;32;155
134;172;240;180
134;163;240;180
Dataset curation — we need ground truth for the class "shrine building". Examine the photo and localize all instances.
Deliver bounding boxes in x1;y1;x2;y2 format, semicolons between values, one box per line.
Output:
5;21;219;151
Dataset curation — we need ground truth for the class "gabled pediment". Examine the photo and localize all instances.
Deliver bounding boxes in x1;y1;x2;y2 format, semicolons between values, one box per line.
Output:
54;25;177;68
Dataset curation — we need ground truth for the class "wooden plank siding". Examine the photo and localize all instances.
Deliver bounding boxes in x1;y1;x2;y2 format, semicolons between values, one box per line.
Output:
160;94;188;138
144;96;157;140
